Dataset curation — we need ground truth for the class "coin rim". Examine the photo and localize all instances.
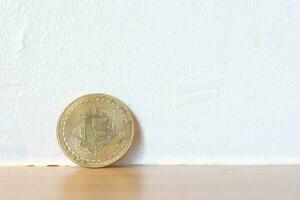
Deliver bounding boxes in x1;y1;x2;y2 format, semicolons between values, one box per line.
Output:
56;93;134;168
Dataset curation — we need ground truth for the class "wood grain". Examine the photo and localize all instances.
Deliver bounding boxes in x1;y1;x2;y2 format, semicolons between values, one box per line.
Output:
0;166;299;200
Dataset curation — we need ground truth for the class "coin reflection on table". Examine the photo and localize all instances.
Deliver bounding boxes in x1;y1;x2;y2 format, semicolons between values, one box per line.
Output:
60;167;144;200
57;93;134;168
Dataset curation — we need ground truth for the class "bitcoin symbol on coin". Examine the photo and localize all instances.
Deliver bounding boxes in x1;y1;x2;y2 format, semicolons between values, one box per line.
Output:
57;94;134;168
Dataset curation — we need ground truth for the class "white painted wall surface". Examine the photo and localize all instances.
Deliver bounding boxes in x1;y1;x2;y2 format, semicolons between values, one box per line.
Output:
0;0;299;166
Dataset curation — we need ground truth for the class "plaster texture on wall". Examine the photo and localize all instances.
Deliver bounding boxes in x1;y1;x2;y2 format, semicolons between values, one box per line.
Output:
0;0;299;165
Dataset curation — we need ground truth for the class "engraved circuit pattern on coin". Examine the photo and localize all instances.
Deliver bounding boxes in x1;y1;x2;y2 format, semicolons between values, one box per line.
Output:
57;94;134;168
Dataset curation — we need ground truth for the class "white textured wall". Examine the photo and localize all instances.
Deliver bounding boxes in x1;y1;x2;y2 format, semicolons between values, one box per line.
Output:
0;0;299;166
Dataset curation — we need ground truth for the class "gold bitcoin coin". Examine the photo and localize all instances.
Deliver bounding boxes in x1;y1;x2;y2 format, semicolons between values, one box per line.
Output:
57;93;134;168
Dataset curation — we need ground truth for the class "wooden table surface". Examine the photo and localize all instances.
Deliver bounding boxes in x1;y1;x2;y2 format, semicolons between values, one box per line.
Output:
0;166;299;200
